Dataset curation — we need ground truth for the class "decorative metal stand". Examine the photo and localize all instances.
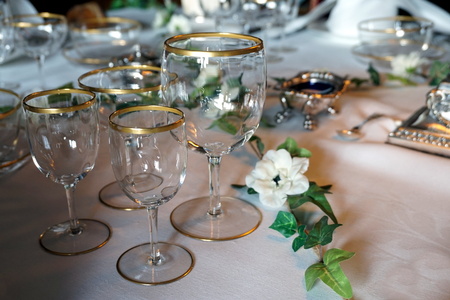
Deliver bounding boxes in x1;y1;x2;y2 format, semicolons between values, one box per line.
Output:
274;71;350;130
388;75;450;157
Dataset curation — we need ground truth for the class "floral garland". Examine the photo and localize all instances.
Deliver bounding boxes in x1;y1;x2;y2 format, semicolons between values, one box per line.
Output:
352;53;450;87
234;137;354;299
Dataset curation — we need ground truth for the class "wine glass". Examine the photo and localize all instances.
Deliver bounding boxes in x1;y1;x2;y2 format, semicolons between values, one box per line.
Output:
0;0;18;89
199;0;242;31
162;32;266;241
78;65;165;210
9;13;68;91
109;105;194;285
240;0;284;62
268;0;301;53
23;88;111;255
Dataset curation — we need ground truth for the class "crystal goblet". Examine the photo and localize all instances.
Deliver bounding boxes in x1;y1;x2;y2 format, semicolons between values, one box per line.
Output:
78;65;165;210
9;13;68;91
23;88;111;255
109;105;194;285
162;32;266;241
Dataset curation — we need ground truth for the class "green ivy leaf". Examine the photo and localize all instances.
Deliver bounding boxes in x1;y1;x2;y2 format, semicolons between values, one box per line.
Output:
386;74;417;86
292;224;308;252
249;135;265;158
277;137;312;158
367;63;381;86
428;61;450;86
269;211;298;238
288;182;337;224
350;77;369;87
305;248;355;298
304;216;341;249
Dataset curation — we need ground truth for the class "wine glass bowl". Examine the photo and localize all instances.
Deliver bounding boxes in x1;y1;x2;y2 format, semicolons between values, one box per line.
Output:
9;13;68;90
65;17;142;66
22;88;111;255
78;65;165;210
109;105;194;285
162;32;266;241
352;16;443;70
0;88;21;161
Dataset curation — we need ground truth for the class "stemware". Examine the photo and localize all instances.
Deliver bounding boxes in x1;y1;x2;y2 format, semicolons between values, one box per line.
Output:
9;13;68;91
0;87;21;162
109;105;194;285
0;0;18;89
64;17;142;67
268;0;301;53
199;0;242;32
240;0;284;62
78;65;164;210
162;32;266;241
23;88;111;255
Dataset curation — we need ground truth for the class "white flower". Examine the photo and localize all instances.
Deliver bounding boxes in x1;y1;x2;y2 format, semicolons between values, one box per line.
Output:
152;10;167;28
390;51;428;77
167;14;192;34
245;149;310;208
193;65;221;88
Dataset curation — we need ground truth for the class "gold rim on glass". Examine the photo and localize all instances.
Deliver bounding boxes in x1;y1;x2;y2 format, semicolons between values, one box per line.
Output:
70;17;141;33
78;65;162;94
358;16;433;33
164;32;264;57
0;88;21;119
109;105;185;134
23;88;96;114
9;12;67;28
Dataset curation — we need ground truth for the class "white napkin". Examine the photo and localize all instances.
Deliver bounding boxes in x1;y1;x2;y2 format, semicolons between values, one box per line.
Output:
8;0;38;16
325;0;450;38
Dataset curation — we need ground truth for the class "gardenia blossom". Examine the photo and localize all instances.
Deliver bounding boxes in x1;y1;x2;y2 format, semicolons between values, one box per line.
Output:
167;14;191;34
245;149;310;208
193;65;221;88
390;51;428;77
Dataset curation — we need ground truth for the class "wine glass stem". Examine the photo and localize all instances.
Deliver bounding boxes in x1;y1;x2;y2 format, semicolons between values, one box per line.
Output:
147;206;161;265
64;184;81;235
35;54;46;89
207;155;223;216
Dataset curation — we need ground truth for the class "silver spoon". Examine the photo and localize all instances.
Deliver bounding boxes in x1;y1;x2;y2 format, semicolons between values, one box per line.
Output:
336;113;386;141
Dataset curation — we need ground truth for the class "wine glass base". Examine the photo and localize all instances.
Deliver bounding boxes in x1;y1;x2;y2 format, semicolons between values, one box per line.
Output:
117;242;195;285
170;196;262;241
99;181;144;211
39;219;111;256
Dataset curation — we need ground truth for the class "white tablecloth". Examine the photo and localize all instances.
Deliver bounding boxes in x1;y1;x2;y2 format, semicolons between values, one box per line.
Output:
1;11;450;300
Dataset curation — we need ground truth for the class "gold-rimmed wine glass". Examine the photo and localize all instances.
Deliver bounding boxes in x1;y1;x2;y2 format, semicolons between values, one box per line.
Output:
23;88;111;255
109;105;194;285
0;0;19;89
78;65;165;210
9;12;68;91
162;32;266;241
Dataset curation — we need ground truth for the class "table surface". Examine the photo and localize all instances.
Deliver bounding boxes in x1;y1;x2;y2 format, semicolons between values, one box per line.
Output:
1;9;450;300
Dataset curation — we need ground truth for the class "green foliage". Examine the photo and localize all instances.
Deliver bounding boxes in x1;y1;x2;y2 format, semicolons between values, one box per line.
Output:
305;248;355;299
235;136;354;298
304;216;341;249
428;61;450;86
287;182;337;224
269;211;298;238
386;74;417;86
367;63;381;86
277;137;312;158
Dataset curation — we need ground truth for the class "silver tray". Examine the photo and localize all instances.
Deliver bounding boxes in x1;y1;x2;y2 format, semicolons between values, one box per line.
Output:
387;106;450;157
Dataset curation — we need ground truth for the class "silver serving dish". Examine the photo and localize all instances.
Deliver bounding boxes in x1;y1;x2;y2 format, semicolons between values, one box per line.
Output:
388;76;450;157
274;71;350;130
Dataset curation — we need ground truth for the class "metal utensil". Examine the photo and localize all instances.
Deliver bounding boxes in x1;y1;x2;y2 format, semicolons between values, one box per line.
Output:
336;113;385;140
